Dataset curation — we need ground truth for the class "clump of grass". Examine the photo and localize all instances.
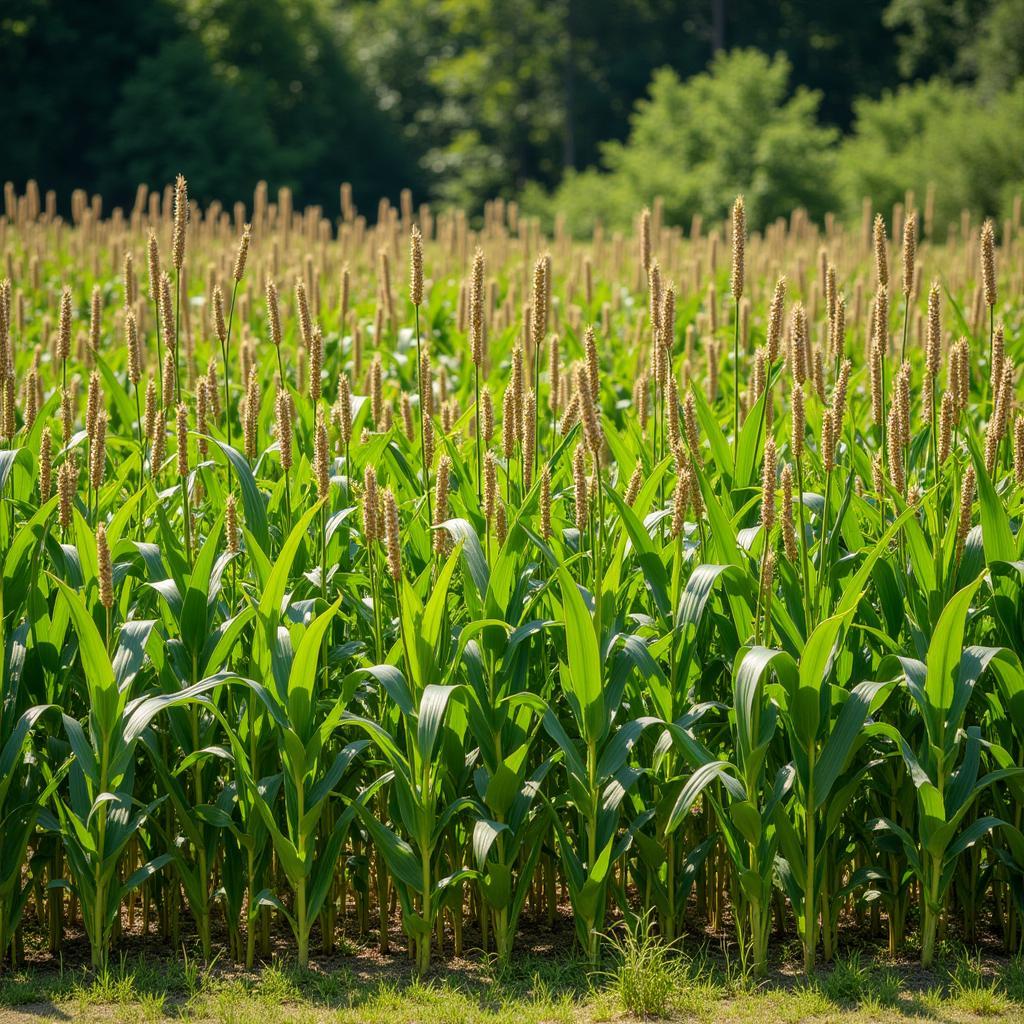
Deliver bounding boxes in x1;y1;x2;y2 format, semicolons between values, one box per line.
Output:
603;913;686;1019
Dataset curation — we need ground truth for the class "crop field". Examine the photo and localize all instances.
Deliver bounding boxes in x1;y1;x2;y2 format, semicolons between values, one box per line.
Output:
0;177;1023;1020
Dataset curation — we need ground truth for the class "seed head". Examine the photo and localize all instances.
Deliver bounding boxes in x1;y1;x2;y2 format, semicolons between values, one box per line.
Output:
481;386;494;443
295;278;312;350
639;207;651;274
730;195;745;300
97;523;113;610
57;454;77;530
433;454;452;553
172;174;188;270
233;223;251;282
410;226;424;307
309;323;323;402
548;334;561;415
683;391;702;466
370;353;383;428
39;425;53;501
901;212;916;298
470;247;485;367
955;465;976;562
939;391;954;464
766;277;786;363
531;256;547;349
791;384;805;461
174;403;188;477
337;372;352;445
671;470;689;538
484;450;498;524
991;322;1005;397
382;488;402;580
981;219;996;307
265;280;282;347
147;231;161;302
57;286;72;361
873;214;888;288
575;362;603;464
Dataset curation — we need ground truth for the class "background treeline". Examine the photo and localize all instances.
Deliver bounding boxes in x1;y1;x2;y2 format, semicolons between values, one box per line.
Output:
2;0;1023;228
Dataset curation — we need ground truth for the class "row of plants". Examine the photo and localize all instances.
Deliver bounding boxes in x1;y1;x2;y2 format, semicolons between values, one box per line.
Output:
0;179;1022;980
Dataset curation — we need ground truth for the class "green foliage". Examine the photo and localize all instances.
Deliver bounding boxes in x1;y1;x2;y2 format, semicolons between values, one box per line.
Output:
837;78;1024;228
531;51;840;232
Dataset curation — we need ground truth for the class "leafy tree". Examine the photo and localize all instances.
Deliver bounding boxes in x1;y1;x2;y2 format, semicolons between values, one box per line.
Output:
837;77;1024;229
533;50;838;234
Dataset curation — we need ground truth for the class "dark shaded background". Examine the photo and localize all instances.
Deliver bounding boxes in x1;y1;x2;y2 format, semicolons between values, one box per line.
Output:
2;0;1021;221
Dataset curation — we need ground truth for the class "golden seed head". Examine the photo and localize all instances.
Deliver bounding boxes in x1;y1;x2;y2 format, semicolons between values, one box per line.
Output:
575;362;603;464
767;277;786;363
531;256;547;347
791;383;805;461
584;325;600;402
926;282;942;382
147;231;161;301
266;280;282;347
410;226;424;307
370;353;383;428
433;454;452;552
822;408;837;474
88;285;101;353
730;195;745;299
939;391;954;464
97;523;114;610
125;309;141;385
622;462;638;505
337;373;353;444
40;425;53;501
162;349;176;411
172;174;188;270
495;500;508;545
671;468;689;538
873;213;888;288
213;284;227;345
981;219;996;307
57;454;77;530
956;465;976;561
683;391;702;466
901;212;916;298
481;386;494;444
470;247;485;367
484;449;498;523
886;404;904;491
123;250;136;306
991;322;1005;396
502;386;517;459
175;402;188;477
295;278;312;349
233;224;251;282
383;488;402;580
309;323;323;402
57;285;72;361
